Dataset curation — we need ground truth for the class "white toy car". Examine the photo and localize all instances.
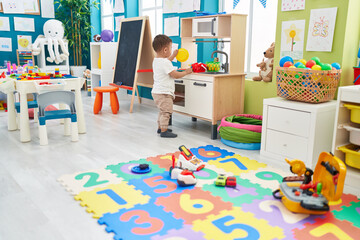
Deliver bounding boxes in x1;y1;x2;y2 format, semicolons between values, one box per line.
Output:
176;145;205;172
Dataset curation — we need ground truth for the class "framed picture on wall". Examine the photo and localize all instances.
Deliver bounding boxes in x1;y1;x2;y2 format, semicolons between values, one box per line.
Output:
0;0;40;15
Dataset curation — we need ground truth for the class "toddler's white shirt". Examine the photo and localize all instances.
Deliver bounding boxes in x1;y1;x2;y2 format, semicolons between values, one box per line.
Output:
152;58;176;96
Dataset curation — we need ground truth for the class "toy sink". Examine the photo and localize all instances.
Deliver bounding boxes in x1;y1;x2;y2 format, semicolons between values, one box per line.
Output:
343;125;360;145
338;144;360;169
344;104;360;124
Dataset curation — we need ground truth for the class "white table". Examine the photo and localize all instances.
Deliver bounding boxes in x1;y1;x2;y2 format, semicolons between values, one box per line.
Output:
4;77;86;142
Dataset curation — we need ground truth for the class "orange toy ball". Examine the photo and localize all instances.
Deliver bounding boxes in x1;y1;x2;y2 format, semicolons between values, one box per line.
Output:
283;61;293;68
306;60;316;68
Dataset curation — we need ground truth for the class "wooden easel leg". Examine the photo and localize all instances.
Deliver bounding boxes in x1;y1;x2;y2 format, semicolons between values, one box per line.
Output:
135;86;141;104
129;89;136;113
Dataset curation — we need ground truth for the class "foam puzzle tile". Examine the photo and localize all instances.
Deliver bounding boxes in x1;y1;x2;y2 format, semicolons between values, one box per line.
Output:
57;168;124;195
155;188;233;224
241;195;325;239
332;201;360;228
98;201;184;240
240;166;289;191
151;224;206;240
106;158;164;181
190;145;235;162
74;183;150;218
202;176;272;206
193;164;233;187
293;212;360;240
208;154;267;175
330;194;359;212
192;207;285;240
128;172;195;199
146;152;180;170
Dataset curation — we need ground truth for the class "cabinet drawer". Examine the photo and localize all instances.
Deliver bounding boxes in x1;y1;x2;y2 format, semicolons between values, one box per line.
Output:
265;129;308;161
187;80;213;119
267;106;311;137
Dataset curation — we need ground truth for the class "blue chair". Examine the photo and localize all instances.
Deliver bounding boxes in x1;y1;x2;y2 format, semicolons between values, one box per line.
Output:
37;91;78;145
15;93;39;128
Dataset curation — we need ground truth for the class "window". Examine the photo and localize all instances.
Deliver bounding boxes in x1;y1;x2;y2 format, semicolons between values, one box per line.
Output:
220;0;278;76
139;0;163;37
101;0;114;32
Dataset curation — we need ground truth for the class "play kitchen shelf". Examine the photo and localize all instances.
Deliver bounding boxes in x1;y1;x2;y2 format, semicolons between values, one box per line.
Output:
173;14;247;139
180;14;247;73
332;85;360;196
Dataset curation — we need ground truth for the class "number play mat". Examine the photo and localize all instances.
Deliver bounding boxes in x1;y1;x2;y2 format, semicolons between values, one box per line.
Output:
58;145;360;240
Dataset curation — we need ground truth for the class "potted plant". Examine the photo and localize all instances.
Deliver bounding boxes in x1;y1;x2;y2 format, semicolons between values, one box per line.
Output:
55;0;98;77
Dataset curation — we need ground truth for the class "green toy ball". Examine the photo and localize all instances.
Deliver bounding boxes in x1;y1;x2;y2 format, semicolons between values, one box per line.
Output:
321;63;332;70
297;64;306;69
311;57;321;65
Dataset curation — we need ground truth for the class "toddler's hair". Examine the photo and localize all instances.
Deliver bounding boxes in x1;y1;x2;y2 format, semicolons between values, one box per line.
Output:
152;34;172;52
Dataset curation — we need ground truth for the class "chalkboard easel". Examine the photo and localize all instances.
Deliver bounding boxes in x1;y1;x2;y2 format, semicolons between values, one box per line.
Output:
111;16;154;113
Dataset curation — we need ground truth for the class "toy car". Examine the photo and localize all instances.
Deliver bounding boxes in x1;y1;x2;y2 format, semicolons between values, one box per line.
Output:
176;145;205;172
177;169;197;186
215;174;227;186
226;176;237;188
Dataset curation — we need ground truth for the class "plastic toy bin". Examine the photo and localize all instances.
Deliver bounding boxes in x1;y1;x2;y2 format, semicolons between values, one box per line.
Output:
338;144;360;169
34;79;66;94
343;126;360;145
343;104;360;124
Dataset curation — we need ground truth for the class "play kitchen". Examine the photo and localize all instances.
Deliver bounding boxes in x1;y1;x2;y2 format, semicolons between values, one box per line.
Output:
173;14;247;139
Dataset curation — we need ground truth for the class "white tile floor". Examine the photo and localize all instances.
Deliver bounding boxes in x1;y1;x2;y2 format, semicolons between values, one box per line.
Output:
0;92;280;240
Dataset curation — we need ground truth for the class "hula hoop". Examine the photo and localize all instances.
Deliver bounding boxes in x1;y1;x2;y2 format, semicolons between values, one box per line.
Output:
218;114;263;133
221;138;261;150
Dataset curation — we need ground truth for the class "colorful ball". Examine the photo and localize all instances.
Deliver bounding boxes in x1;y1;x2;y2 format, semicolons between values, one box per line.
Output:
299;59;307;65
283;61;293;67
331;62;341;70
289;66;296;68
297;64;306;69
93;34;101;42
294;62;303;68
321;63;332;70
101;30;114;42
311;65;322;70
280;56;294;67
306;60;316;68
311;57;321;65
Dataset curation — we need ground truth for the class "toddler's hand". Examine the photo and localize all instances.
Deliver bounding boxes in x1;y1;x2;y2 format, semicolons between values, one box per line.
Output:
185;68;193;74
173;49;178;56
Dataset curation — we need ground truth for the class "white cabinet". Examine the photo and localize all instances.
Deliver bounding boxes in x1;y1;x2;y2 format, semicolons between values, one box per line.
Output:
173;76;213;120
261;98;337;168
332;85;360;197
90;42;117;96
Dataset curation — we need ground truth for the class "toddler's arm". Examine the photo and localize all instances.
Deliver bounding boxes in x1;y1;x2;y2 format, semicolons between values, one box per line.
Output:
168;49;178;62
169;68;192;79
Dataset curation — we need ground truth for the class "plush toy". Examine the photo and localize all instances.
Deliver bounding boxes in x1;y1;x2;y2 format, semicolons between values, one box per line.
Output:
31;19;69;64
253;42;275;82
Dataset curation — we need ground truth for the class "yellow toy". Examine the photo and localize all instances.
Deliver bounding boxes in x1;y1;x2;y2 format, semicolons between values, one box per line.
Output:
273;152;346;215
176;48;189;62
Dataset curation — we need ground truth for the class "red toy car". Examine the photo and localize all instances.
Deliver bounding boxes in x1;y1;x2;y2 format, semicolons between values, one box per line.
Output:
226;176;237;188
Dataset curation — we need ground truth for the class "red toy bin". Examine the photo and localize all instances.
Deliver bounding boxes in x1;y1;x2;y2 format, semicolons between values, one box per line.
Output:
354;67;360;85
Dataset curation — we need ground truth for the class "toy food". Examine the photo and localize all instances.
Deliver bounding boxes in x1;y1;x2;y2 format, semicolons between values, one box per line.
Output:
191;63;207;73
176;48;189;62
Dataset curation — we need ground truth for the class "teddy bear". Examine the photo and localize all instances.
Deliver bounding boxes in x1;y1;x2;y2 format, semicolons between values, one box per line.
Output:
253;42;275;82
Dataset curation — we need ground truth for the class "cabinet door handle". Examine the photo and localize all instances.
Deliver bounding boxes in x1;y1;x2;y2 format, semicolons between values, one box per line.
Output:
175;80;183;84
211;18;216;36
193;82;207;87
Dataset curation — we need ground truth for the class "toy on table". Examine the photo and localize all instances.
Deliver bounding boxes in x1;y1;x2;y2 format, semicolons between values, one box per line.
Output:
176;48;189;62
206;60;220;72
273;152;347;214
131;164;151;174
0;101;4;110
0;72;5;78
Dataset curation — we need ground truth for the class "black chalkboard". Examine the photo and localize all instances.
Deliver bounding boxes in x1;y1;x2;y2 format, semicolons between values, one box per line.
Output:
113;20;143;87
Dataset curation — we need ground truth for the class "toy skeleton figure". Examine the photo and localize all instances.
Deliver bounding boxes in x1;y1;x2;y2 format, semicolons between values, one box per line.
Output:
32;19;69;64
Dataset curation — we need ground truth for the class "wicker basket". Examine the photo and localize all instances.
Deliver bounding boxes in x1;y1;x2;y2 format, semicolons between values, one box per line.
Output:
276;67;341;103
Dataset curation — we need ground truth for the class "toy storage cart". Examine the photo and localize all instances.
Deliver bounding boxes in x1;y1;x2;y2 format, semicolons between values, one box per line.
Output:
332;85;360;197
34;79;66;94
